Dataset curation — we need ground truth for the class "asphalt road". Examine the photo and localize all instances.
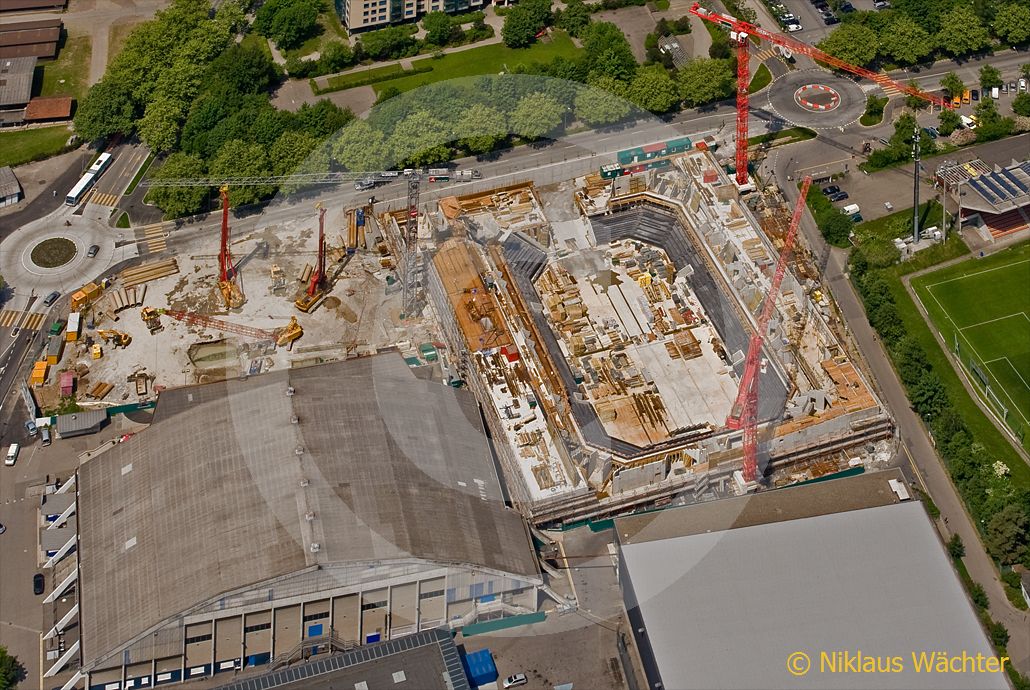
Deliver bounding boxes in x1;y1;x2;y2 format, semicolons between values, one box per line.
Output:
0;149;91;238
775;153;1030;676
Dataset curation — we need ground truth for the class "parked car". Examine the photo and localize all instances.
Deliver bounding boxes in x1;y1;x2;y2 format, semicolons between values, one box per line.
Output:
1001;83;1009;94
821;185;841;196
786;23;803;32
42;291;60;307
927;126;940;138
873;0;890;7
503;675;528;689
25;420;37;436
838;2;855;11
971;89;979;102
0;523;6;535
41;427;51;447
850;213;864;223
813;0;829;8
1020;78;1028;92
823;14;839;24
33;573;45;596
779;12;796;21
829;191;850;202
1008;81;1017;93
87;244;99;258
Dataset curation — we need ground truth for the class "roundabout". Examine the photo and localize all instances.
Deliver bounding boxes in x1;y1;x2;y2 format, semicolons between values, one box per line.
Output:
30;237;77;268
765;69;866;129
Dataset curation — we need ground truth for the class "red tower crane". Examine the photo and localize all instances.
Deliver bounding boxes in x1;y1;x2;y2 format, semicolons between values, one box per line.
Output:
217;185;245;309
727;176;812;483
688;3;951;186
295;203;329;312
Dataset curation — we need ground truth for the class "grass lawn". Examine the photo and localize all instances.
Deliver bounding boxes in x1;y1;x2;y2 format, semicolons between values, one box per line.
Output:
284;12;350;59
879;243;1030;486
367;31;582;95
654;0;670;8
116;212;131;228
0;126;73;168
323;63;407;91
748;126;815;147
125;153;155;195
912;243;1030;451
748;64;771;93
39;32;92;101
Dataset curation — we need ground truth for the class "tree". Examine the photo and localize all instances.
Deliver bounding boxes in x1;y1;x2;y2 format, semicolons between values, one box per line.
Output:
820;212;854;246
677;58;734;107
423;11;459;46
878;15;933;65
979;65;1003;91
316;41;355;74
1013;92;1030;117
969;582;989;610
940;72;965;99
574;77;631;126
145;153;208;218
74;78;137;141
936;6;992;57
973;97;1015;142
501;7;542;48
986;504;1029;564
137;96;185;152
555;0;591;37
271;2;320;50
1023;63;1030;79
509;92;564;140
0;645;23;690
946;533;965;559
993;3;1030;46
360;25;417;60
817;24;878;67
296;99;353;138
331;118;391;171
390;110;453;166
455;104;507;154
905;81;929;110
269;130;321;176
987;619;1010;648
209;139;275;206
582;22;637;81
208;41;279;94
520;0;553;28
626;65;680;113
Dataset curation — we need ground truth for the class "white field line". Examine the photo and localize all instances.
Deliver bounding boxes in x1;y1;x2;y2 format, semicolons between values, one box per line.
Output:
922;257;1030;290
959;311;1029;332
984;356;1030;427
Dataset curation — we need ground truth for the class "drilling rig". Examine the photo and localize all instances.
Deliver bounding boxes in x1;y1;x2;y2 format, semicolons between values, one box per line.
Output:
217;185;246;310
726;176;811;484
295;203;328;313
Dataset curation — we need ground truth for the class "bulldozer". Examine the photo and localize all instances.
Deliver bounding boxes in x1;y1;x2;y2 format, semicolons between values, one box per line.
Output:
97;330;132;348
141;307;163;334
276;316;303;347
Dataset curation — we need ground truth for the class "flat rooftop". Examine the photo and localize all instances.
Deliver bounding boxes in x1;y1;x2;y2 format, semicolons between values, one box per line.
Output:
617;471;1007;689
77;355;538;671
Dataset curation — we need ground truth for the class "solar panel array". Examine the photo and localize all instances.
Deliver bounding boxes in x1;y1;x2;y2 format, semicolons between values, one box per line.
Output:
965;162;1029;207
215;628;470;690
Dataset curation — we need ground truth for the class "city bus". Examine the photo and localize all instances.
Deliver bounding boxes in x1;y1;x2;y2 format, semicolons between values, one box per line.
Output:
65;152;114;205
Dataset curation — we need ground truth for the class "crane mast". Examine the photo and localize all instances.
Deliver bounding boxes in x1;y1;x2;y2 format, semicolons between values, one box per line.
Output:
727;176;812;482
217;185;245;310
688;2;951;186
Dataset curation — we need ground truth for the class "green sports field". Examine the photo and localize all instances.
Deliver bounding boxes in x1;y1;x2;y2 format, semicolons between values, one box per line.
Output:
913;242;1030;447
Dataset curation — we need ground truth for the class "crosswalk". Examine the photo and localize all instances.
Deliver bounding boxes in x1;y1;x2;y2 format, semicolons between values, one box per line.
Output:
0;310;46;330
85;190;120;207
875;77;902;97
754;48;778;62
136;224;167;254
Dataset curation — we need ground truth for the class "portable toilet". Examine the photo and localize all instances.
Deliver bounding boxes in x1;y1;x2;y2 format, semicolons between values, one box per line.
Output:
66;312;81;342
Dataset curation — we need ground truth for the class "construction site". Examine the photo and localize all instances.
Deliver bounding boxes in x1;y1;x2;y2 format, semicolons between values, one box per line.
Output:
26;141;893;527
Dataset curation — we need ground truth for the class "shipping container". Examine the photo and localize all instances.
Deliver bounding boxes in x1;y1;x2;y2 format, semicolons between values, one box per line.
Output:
66;312;81;342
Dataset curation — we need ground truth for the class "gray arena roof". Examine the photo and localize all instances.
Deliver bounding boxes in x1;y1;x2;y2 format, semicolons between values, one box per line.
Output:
0;56;35;106
617;474;1007;689
76;355;538;671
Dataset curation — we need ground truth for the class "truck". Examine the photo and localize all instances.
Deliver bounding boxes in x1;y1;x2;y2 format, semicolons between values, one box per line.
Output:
841;203;860;216
454;169;481;179
48;319;66;337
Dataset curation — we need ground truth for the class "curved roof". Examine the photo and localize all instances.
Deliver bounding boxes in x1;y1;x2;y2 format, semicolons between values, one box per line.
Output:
77;355;537;670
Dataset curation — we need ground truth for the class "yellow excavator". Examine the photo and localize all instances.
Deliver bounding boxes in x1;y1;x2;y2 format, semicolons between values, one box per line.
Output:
97;330;132;348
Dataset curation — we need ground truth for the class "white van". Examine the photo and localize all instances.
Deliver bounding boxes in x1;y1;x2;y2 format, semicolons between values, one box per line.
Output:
991;86;1000;99
5;443;19;466
841;203;860;216
960;114;976;129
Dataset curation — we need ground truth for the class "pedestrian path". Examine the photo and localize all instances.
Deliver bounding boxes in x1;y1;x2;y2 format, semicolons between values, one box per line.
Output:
0;310;45;330
754;47;777;62
85;190;119;207
135;224;167;254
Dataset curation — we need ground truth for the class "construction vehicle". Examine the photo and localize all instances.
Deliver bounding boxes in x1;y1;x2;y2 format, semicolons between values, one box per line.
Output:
140;307;163;333
92;344;102;360
688;3;950;186
144;308;303;348
295;203;328;313
726;176;812;484
217;185;245;310
97;330;132;348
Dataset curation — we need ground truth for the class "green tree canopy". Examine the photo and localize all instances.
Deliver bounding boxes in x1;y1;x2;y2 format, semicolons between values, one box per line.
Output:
1013;92;1030;117
555;0;591;37
940;72;965;99
820;212;854;246
817;24;879;67
269;130;322;176
993;3;1030;46
390;110;453;166
209;139;275;206
455;104;507;154
138;96;186;152
331;118;392;171
937;108;960;135
144;153;208;218
979;65;1003;90
985;503;1028;564
360;25;417;60
935;5;992;57
509;92;564;140
677;58;734;107
0;646;23;690
423;11;460;46
877;15;933;65
73;77;136;142
626;65;680;113
574;76;631;126
582;22;638;81
209;41;280;94
973;97;1015;142
255;0;321;51
501;6;543;48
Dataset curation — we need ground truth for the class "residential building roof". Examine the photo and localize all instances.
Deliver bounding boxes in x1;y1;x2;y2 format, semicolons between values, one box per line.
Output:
76;354;538;671
0;165;20;199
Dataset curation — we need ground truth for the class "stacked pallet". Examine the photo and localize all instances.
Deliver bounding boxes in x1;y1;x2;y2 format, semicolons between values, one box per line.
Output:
665;329;702;360
120;258;179;288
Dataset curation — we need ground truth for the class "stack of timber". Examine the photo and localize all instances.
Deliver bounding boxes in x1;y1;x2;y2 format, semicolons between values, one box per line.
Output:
120;258;179;288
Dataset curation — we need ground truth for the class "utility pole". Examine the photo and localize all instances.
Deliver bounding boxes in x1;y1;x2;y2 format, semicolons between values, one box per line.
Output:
912;126;921;243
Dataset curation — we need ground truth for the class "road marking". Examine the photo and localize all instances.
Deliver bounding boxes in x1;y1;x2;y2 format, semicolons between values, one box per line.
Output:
923;258;1030;289
0;310;44;330
959;311;1029;331
88;191;120;207
136;224;167;253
